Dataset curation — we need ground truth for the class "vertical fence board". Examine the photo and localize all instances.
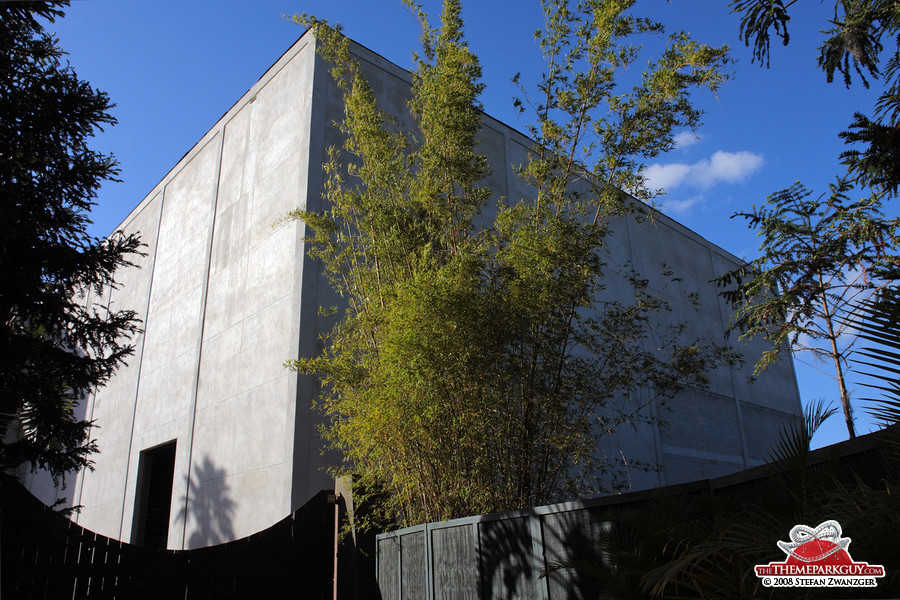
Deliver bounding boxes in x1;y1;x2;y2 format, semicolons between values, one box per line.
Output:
478;517;537;600
376;535;400;600
2;484;335;600
431;525;477;600
400;530;427;600
541;509;607;600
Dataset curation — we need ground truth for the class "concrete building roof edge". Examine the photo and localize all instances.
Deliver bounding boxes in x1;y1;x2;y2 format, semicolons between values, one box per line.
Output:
107;27;748;270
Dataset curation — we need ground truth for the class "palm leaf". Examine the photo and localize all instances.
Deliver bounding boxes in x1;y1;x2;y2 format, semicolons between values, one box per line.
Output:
849;288;900;425
767;397;836;471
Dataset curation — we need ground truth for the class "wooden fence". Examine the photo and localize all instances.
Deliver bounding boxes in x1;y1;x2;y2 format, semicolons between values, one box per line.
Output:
2;482;336;600
375;429;894;600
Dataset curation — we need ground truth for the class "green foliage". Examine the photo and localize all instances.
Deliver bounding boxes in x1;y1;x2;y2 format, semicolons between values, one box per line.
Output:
289;0;736;528
518;0;730;207
730;0;792;67
851;288;900;426
839;111;900;197
730;0;900;197
717;180;900;437
717;179;899;438
0;2;143;483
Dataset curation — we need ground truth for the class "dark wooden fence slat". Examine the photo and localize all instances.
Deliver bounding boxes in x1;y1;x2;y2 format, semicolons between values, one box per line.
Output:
2;484;336;600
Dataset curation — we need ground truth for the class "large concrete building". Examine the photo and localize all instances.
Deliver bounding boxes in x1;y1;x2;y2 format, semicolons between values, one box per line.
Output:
21;30;802;549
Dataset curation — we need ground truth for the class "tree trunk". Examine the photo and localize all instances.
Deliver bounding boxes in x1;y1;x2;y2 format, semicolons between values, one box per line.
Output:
822;290;856;438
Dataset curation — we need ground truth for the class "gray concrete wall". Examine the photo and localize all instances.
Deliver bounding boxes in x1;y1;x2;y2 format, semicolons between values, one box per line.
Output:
26;29;801;547
65;35;330;548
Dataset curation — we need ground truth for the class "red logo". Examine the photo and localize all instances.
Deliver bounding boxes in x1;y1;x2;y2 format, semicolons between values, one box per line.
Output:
754;520;884;588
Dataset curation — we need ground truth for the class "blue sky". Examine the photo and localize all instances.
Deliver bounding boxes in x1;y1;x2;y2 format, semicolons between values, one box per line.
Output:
48;0;896;448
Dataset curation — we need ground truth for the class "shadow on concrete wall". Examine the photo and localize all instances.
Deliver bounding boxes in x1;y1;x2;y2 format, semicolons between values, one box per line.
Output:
178;456;235;549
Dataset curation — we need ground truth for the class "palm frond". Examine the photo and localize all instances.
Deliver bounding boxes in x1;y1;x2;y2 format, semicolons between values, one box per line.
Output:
850;288;900;425
768;397;837;468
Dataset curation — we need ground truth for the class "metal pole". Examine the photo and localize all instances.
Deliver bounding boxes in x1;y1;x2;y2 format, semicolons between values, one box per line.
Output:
333;494;340;600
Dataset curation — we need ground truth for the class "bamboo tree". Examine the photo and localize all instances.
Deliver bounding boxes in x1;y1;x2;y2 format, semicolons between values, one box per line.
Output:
289;0;737;527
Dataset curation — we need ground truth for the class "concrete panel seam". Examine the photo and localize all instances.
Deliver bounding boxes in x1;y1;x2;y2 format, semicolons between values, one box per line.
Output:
706;245;751;469
661;443;746;465
115;191;166;540
72;282;114;519
107;39;311;243
623;215;666;487
290;38;325;512
181;130;226;549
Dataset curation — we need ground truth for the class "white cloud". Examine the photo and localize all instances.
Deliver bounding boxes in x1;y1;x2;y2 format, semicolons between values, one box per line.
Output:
646;151;764;192
696;151;765;187
660;196;702;216
673;130;700;149
644;163;692;191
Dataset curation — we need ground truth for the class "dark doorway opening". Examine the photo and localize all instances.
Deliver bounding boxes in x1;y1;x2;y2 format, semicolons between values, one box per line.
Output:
131;441;177;548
